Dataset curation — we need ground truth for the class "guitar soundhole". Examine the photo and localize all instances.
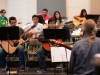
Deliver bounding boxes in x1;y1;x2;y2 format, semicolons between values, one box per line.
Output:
13;42;19;47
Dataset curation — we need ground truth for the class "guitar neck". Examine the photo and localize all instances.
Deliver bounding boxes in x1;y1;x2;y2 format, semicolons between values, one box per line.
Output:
60;43;72;50
52;41;72;50
20;27;33;38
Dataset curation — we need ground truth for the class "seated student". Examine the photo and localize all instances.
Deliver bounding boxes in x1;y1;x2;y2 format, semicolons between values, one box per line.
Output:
37;17;62;73
0;9;8;27
68;19;100;75
74;9;87;21
73;9;87;27
38;15;48;28
0;17;25;72
22;15;44;39
38;8;51;21
64;9;87;30
53;11;65;29
53;11;64;25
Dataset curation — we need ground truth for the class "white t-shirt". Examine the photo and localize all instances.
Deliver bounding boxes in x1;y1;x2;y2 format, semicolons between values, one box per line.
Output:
22;23;44;32
22;23;44;38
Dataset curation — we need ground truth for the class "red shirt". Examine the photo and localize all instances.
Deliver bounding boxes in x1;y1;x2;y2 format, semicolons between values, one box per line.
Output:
38;13;51;21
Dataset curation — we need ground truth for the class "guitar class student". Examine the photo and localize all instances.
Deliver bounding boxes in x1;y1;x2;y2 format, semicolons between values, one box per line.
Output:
38;8;51;21
73;9;87;26
68;19;100;75
0;17;25;72
53;11;64;25
37;17;62;73
0;9;8;27
22;15;44;39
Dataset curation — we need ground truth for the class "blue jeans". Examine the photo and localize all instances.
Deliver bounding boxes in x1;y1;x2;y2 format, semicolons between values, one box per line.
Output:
37;46;50;69
0;45;25;69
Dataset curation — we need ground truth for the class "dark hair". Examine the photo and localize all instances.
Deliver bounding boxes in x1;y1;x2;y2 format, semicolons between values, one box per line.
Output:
0;9;6;13
48;17;56;24
9;16;17;23
53;11;62;23
38;15;45;24
80;9;87;17
32;15;39;19
42;8;48;12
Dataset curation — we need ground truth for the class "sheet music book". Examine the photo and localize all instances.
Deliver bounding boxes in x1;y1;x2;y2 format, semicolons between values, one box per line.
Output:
51;47;71;62
71;28;81;36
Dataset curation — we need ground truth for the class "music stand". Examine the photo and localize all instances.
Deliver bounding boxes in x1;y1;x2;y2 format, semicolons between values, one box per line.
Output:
0;26;19;75
86;14;100;23
43;29;70;75
96;29;100;37
43;29;70;40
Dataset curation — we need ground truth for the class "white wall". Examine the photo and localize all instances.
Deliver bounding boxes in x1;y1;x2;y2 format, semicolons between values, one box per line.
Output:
6;0;37;27
67;0;90;21
1;0;91;26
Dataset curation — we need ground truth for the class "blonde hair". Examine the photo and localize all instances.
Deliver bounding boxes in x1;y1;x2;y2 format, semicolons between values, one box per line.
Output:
82;19;98;46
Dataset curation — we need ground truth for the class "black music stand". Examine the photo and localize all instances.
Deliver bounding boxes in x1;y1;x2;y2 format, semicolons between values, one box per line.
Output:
43;29;70;40
0;26;19;75
43;29;70;75
96;29;100;37
86;14;100;23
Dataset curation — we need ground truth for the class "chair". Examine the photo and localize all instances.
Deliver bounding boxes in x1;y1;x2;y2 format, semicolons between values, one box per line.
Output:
25;39;41;69
27;39;41;60
6;42;29;70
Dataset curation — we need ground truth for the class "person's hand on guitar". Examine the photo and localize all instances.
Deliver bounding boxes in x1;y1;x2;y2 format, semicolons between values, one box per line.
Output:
49;39;61;47
59;25;64;29
23;31;33;40
79;19;83;22
49;39;55;42
12;40;18;43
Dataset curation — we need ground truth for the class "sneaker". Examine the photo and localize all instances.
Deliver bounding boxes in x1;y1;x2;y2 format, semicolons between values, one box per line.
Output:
19;65;25;72
37;69;47;73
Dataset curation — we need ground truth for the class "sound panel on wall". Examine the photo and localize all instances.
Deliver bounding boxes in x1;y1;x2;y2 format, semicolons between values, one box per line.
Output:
90;0;100;14
37;0;66;17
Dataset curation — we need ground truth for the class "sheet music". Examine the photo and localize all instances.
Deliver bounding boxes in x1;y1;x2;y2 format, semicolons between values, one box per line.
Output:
51;47;71;62
71;28;81;36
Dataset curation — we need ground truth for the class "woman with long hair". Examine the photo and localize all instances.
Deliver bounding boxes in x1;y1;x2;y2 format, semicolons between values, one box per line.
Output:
53;11;64;25
74;9;87;20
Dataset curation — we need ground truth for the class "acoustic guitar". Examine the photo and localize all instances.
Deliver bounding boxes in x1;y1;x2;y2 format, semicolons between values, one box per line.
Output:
73;17;86;26
42;39;72;51
1;25;37;54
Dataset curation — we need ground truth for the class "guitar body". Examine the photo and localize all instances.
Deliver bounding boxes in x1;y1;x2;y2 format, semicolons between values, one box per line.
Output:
42;39;62;51
42;43;50;51
1;25;37;54
73;17;86;26
1;38;24;54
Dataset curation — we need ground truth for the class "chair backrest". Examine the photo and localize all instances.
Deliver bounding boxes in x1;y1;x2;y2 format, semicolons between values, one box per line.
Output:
29;39;41;52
